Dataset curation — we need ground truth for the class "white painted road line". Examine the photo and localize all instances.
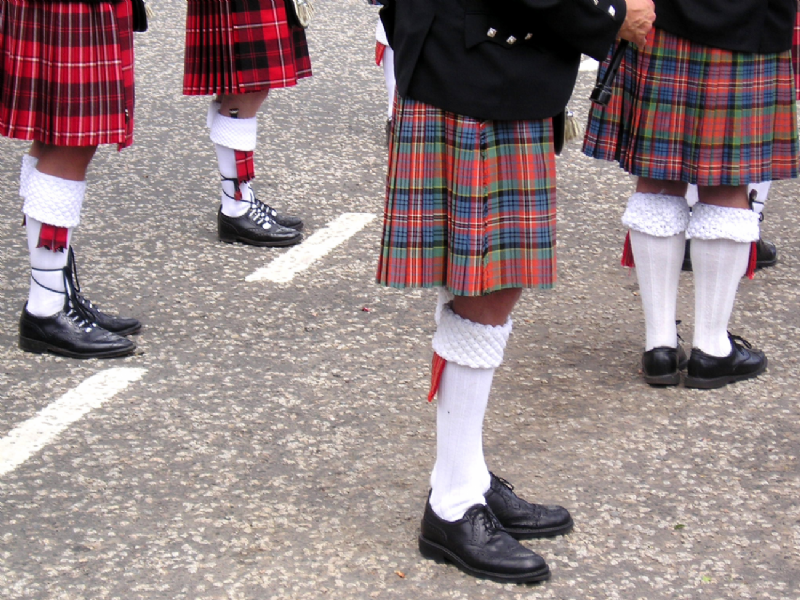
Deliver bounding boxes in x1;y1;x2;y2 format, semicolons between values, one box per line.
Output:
246;212;377;283
0;367;147;476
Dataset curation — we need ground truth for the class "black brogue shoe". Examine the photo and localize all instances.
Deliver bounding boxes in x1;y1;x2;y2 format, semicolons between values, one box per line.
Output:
484;473;573;540
642;347;682;386
418;498;550;583
67;250;141;336
217;207;303;247
754;238;777;269
252;197;304;231
19;302;136;359
684;334;767;389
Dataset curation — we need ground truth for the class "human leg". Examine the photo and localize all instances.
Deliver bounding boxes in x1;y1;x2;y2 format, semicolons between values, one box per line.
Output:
19;145;135;358
623;178;690;385
210;91;303;246
684;187;767;388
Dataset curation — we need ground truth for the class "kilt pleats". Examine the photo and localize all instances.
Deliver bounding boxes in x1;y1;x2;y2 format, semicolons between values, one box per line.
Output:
583;27;798;185
0;0;135;148
377;96;557;296
183;0;312;96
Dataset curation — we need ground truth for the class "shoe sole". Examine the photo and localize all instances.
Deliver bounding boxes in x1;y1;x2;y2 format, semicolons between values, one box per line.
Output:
108;323;142;337
218;232;303;247
19;336;136;359
684;357;768;390
643;371;681;387
418;536;550;584
503;517;574;540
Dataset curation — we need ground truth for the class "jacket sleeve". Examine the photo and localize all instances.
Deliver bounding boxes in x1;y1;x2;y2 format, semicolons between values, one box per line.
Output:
516;0;627;60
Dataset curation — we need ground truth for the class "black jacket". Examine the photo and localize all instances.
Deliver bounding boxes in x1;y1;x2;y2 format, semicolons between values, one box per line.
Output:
382;0;626;121
654;0;797;54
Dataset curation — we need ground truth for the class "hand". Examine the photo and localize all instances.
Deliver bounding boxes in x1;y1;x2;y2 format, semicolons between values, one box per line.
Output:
618;0;656;47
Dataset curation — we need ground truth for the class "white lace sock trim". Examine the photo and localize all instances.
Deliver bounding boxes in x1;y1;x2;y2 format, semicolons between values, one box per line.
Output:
209;113;258;151
622;193;690;237
687;203;760;243
22;169;85;228
432;303;511;369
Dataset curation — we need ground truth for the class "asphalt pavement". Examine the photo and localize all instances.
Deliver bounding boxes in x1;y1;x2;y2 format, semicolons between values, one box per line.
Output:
1;2;799;599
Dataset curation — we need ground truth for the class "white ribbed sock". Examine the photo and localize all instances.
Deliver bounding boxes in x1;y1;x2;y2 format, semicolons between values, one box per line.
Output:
25;218;71;317
429;361;493;522
691;238;750;357
630;230;684;350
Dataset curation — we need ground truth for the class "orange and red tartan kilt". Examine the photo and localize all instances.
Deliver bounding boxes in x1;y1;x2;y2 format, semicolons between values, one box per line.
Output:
0;0;135;149
183;0;312;96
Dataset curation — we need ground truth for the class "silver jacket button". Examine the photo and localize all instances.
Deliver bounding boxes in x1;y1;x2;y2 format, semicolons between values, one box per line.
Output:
487;28;497;38
506;36;517;45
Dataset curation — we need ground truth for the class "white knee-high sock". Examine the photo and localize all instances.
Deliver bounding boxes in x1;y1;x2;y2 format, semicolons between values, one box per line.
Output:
26;218;72;317
748;182;771;214
630;230;685;350
622;193;690;351
691;238;751;356
688;203;760;357
428;298;512;522
430;362;493;522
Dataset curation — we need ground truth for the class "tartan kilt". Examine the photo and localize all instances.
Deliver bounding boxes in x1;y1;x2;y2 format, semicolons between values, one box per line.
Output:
583;27;798;186
183;0;312;96
0;0;135;148
376;96;558;296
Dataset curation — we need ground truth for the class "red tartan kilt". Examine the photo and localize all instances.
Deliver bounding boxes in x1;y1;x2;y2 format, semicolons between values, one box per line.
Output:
183;0;312;96
0;0;135;148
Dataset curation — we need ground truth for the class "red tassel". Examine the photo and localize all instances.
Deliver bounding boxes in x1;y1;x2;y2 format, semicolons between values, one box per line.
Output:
621;231;635;268
746;241;757;279
375;42;386;67
428;352;447;402
37;224;68;252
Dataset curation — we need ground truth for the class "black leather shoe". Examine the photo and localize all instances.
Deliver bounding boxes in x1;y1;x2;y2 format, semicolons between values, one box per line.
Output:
642;346;683;386
683;239;777;272
684;334;767;389
419;498;550;584
67;248;141;336
484;473;573;540
753;238;777;269
19;302;136;359
218;207;303;247
253;197;304;231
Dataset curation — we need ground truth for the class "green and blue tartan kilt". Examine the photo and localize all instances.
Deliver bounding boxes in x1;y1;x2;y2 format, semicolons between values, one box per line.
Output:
376;96;558;296
583;27;798;185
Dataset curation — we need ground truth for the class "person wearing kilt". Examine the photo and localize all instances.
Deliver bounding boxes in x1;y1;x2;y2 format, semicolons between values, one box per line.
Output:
183;0;311;247
2;0;141;358
584;1;799;390
377;0;655;583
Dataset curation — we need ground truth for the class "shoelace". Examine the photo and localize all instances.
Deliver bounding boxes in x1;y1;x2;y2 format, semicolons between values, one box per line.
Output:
728;333;752;350
67;247;102;313
31;265;96;332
